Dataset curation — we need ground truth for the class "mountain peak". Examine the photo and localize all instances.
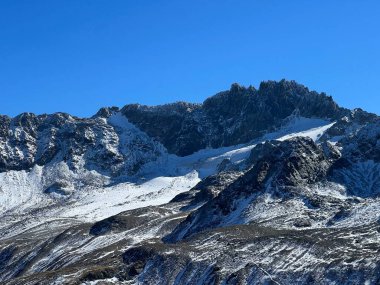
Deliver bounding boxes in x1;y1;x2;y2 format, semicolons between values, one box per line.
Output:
1;81;380;285
123;80;347;156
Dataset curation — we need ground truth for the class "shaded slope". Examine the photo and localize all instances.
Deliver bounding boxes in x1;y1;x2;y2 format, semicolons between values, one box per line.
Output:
122;80;347;156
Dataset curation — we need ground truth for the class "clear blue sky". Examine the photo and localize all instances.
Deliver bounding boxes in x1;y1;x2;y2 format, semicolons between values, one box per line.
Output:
1;0;379;117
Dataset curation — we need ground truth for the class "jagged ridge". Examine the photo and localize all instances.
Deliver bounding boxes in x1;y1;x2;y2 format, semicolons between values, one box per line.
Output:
122;80;347;156
0;80;379;285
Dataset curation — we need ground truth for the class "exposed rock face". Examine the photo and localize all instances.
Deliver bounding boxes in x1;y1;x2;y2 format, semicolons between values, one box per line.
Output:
0;80;379;285
0;111;165;177
166;120;380;243
170;171;243;211
123;80;347;156
166;137;337;242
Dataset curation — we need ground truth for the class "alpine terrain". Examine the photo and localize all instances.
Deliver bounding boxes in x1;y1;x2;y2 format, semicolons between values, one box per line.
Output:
0;80;379;285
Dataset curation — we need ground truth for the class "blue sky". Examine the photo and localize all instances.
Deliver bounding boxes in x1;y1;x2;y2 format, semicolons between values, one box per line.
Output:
1;0;379;117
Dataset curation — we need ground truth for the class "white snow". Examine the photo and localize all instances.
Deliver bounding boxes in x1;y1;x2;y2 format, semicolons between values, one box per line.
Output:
263;117;335;142
58;171;200;222
0;115;336;236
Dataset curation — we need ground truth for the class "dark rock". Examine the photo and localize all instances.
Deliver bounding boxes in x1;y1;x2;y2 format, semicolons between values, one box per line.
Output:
122;80;347;156
294;218;312;228
44;181;72;196
90;215;144;236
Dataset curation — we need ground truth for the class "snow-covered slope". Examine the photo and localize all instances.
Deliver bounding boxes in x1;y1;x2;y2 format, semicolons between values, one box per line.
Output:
0;115;343;284
0;116;334;236
1;80;379;285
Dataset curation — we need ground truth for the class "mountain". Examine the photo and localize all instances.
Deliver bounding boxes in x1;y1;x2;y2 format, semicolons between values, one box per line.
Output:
122;80;346;156
0;80;379;285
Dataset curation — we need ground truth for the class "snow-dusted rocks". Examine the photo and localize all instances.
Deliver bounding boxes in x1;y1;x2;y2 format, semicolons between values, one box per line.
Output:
0;111;165;177
0;80;379;284
122;80;346;156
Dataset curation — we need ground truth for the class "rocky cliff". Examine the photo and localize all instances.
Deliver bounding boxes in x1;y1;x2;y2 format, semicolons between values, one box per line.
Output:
0;80;379;285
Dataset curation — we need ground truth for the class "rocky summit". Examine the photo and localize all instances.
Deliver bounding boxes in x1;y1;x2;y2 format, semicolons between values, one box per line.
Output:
0;80;379;285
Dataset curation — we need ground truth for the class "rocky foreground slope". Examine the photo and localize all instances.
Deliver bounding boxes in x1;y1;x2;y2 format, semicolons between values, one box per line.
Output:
0;80;379;285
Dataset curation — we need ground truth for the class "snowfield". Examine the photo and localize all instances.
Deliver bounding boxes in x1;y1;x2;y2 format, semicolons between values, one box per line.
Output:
2;80;380;284
1;110;380;285
0;116;335;238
